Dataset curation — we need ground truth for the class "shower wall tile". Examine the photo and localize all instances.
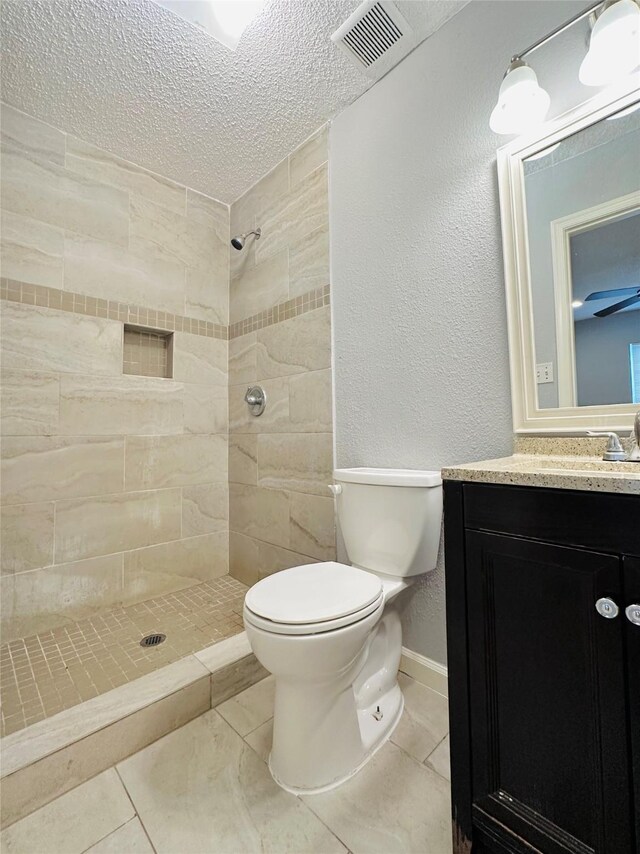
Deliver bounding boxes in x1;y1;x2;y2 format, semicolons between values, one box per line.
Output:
1;436;125;506
0;370;60;436
0;554;125;640
230;158;289;238
0;302;123;376
289;125;328;188
229;248;288;323
257;433;333;497
65;135;186;215
255;164;328;265
1;103;66;167
289;368;333;433
130;196;217;273
229;483;290;550
55;488;182;563
288;224;330;297
289;492;336;562
59;375;183;436
64;232;185;315
228;333;257;386
227;127;334;586
229;434;258;486
0;103;232;636
172;334;227;386
1;210;64;289
122;533;228;600
182;384;227;434
0;502;55;574
124;434;228;491
256;306;331;379
182;483;229;536
186;267;228;326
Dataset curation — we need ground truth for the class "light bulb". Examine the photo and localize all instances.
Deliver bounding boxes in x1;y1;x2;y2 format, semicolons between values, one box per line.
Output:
572;300;584;308
579;0;640;87
490;60;551;135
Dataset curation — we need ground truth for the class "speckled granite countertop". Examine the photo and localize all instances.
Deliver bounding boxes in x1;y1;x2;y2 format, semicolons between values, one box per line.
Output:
441;454;640;494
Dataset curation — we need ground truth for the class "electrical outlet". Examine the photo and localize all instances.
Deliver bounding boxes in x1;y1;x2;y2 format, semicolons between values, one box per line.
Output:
536;362;554;384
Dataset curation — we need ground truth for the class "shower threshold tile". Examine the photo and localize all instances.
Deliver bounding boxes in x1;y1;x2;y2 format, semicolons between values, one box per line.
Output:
0;576;247;737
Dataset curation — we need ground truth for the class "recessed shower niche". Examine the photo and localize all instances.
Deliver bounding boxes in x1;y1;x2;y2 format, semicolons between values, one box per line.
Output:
123;325;174;378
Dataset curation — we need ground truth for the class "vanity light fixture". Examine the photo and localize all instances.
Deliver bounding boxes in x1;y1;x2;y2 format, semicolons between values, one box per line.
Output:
491;0;640;135
579;0;640;86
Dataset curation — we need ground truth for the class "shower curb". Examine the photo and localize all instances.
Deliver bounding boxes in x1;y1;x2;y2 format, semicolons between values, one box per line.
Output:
0;632;267;828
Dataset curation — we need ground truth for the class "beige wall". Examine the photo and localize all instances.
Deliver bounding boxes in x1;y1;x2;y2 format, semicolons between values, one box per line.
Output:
0;104;230;641
228;126;336;585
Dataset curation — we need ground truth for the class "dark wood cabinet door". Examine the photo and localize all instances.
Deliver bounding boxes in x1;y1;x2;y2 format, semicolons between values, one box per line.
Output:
466;531;633;854
623;555;640;849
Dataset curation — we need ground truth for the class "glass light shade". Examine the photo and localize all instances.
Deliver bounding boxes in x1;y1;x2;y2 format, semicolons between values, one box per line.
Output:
579;0;640;86
156;1;266;51
490;63;551;135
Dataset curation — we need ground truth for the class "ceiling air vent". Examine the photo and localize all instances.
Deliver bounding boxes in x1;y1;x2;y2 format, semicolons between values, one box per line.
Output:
332;1;415;79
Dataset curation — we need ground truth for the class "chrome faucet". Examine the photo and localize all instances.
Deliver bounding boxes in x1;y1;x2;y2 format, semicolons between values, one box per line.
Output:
588;411;640;462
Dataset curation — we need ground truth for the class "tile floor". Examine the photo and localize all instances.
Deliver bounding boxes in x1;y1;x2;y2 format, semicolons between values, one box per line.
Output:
0;671;452;854
0;577;247;736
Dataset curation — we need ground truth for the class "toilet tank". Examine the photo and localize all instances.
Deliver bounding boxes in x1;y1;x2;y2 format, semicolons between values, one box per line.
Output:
332;468;443;578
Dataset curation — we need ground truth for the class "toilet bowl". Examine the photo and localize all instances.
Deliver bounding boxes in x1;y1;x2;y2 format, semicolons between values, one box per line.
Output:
243;467;443;794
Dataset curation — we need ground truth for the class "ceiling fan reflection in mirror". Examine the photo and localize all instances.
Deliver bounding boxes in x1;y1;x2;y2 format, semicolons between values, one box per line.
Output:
585;286;640;317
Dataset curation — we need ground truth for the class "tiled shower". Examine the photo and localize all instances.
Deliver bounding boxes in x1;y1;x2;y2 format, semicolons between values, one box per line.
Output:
0;102;334;735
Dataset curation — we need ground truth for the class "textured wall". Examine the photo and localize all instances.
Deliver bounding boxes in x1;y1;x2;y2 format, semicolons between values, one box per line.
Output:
330;0;602;664
0;103;230;641
228;127;336;586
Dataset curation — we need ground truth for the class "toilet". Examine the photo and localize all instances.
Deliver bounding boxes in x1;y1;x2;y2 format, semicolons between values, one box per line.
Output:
243;467;443;794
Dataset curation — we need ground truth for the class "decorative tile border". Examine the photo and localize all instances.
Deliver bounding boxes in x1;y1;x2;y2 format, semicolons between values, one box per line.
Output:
0;279;330;341
0;279;228;340
228;284;331;339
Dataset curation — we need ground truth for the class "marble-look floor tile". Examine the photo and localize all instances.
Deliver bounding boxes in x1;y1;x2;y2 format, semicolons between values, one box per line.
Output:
425;734;451;782
84;817;155;853
390;673;450;763
244;717;274;763
117;710;346;854
0;769;134;854
303;740;452;854
216;675;276;736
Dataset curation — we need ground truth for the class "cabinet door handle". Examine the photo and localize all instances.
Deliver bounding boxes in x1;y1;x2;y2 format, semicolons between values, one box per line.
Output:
595;597;619;619
625;604;640;626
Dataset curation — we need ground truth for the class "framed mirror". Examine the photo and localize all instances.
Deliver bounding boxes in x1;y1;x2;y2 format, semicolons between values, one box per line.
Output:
498;86;640;433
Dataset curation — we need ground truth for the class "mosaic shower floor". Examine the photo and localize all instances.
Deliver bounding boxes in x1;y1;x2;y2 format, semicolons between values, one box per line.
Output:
0;575;247;737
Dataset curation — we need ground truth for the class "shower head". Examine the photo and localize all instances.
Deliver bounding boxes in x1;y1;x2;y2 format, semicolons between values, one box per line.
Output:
231;228;261;251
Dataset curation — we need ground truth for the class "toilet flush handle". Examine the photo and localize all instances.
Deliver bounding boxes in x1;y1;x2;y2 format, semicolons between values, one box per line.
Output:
328;483;342;497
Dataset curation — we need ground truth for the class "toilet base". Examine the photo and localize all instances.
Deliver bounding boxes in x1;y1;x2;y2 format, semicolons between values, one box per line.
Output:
268;681;404;795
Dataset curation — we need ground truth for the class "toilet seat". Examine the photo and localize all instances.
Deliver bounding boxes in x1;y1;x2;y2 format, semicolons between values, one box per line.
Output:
244;562;384;636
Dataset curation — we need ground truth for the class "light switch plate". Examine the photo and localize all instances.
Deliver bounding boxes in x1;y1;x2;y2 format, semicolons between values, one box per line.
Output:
536;362;554;384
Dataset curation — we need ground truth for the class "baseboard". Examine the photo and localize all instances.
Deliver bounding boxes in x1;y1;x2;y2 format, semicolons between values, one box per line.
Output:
399;647;448;698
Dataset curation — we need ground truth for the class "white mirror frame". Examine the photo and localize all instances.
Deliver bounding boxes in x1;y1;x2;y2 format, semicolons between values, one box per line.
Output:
497;83;640;434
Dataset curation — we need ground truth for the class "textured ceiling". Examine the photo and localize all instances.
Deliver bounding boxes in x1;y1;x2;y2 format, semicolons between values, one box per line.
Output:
0;0;468;202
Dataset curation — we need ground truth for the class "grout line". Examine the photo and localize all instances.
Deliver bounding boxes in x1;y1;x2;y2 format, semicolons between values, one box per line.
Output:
113;767;159;854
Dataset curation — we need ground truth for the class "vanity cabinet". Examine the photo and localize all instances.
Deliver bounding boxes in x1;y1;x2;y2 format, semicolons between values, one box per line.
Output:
444;481;640;854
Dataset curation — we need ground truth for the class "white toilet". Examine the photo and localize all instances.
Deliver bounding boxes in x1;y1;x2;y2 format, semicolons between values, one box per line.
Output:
243;467;443;794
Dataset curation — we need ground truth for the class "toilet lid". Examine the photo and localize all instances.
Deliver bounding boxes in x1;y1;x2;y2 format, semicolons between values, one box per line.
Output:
244;562;383;625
